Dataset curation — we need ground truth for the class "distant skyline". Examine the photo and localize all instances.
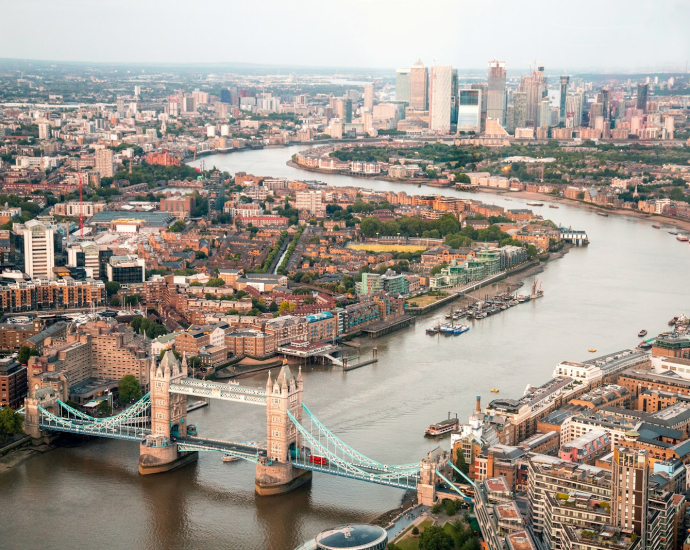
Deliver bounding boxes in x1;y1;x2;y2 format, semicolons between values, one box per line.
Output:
2;0;689;72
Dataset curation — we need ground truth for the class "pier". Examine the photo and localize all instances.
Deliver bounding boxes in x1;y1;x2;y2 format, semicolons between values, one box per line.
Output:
361;315;416;338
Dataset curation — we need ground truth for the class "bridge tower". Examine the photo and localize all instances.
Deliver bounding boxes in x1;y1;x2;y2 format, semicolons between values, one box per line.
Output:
255;360;312;495
139;350;198;474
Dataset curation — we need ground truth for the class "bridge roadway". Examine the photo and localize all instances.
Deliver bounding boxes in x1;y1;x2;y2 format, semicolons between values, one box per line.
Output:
289;459;420;490
175;436;266;461
168;378;267;405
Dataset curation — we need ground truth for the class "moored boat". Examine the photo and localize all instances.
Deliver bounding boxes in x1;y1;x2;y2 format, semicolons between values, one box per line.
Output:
652;225;660;229
638;329;647;337
588;348;597;353
425;414;459;437
491;388;500;393
638;342;652;350
677;235;689;242
549;205;559;209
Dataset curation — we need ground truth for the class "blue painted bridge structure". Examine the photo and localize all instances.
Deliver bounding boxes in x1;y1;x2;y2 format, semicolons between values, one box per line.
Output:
21;351;468;503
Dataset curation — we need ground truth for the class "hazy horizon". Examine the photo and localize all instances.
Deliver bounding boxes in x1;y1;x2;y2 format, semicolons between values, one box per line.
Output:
2;0;689;72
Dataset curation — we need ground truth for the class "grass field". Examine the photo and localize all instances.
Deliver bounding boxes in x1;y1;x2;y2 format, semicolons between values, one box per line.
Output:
394;518;434;550
406;293;448;307
348;243;427;253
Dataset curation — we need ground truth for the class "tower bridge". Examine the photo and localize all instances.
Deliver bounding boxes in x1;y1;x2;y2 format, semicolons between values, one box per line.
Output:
20;351;467;503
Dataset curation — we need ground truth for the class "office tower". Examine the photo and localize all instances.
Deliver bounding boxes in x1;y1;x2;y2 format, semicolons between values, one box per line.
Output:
116;97;125;116
637;83;648;112
395;69;410;103
513;91;527;129
471;83;488;131
559;76;569;121
450;69;458;124
520;67;547;127
456;89;481;133
429;66;453;134
220;89;231;103
505;103;515;133
22;220;55;279
134;85;141;97
344;99;353;123
182;96;196;113
601;87;610;120
363;84;374;112
38;123;50;140
95;148;114;178
409;60;428;110
612;447;649;541
566;92;584;127
487;60;507;124
538;98;550;128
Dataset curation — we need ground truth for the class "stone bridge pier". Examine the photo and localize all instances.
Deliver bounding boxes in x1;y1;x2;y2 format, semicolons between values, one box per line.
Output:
255;361;312;495
139;351;198;475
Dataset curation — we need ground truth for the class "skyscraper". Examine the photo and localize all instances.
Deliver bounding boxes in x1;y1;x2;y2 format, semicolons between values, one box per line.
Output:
600;87;610;120
559;76;570;122
429;66;453;134
487;60;507;125
611;446;649;542
344;99;353;123
409;60;428;110
22;220;55;280
456;89;481;133
395;69;410;103
637;83;648;112
363;83;374;112
513;91;528;130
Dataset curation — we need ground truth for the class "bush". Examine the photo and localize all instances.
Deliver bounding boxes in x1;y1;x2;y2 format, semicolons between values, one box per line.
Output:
412;526;419;535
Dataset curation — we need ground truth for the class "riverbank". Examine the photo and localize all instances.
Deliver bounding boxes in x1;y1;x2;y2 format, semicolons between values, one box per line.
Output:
287;152;690;234
0;439;55;474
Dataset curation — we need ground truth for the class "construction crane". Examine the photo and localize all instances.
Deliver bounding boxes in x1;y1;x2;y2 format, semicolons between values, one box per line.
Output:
78;173;84;237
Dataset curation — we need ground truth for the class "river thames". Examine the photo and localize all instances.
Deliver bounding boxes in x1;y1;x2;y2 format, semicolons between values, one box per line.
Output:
2;145;689;550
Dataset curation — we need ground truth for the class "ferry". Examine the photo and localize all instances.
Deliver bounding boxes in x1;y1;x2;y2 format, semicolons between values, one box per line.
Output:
425;414;459;437
638;329;648;337
526;201;544;206
677;235;689;242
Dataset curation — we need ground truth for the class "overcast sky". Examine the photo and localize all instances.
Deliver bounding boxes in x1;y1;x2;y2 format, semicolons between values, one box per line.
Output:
2;0;689;72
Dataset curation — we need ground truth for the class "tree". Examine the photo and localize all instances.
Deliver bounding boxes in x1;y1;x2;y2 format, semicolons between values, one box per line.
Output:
111;297;121;307
526;244;538;259
279;301;296;313
188;356;202;369
18;345;39;365
105;281;121;296
0;407;23;442
206;277;225;287
412;526;420;535
119;374;142;403
97;400;112;416
268;301;279;312
455;448;469;480
418;526;454;550
168;220;186;233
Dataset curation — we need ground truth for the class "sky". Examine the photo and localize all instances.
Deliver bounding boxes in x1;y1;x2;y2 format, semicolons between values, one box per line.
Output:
1;0;689;72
